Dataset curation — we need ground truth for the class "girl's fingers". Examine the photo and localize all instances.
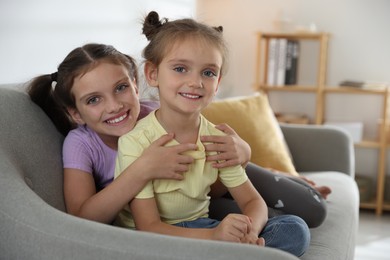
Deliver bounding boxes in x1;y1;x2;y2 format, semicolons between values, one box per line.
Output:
201;135;231;145
229;214;252;233
214;123;236;135
152;133;175;147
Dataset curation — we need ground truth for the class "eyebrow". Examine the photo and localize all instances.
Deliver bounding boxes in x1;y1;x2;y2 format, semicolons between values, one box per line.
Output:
78;77;130;102
168;59;221;70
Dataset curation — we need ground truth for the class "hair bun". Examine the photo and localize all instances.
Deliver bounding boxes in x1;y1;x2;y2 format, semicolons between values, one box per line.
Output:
214;26;223;33
142;11;167;41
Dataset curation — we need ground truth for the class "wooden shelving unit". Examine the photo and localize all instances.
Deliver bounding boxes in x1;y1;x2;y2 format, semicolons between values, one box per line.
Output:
254;31;390;215
328;87;389;215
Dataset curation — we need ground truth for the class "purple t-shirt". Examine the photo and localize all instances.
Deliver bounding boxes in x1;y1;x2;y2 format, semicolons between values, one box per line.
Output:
62;100;159;191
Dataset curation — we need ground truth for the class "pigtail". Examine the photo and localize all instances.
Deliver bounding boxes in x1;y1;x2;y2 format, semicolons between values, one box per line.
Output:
142;11;168;41
27;74;75;136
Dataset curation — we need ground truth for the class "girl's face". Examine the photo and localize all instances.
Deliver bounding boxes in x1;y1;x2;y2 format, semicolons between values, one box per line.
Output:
68;62;140;149
146;38;222;117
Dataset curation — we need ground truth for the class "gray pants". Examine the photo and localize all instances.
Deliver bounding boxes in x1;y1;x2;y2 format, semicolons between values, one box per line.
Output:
209;163;327;228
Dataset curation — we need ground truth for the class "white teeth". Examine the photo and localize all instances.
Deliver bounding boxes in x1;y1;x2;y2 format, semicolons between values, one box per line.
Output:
106;113;127;124
180;93;200;99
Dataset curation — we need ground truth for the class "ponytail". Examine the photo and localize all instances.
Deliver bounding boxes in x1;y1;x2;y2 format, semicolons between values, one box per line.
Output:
27;74;75;136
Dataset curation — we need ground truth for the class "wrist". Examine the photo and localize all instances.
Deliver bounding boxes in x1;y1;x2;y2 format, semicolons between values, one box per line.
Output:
124;157;150;184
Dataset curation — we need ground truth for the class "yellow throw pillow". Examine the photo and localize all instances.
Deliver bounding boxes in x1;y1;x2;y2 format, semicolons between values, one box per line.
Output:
202;94;299;176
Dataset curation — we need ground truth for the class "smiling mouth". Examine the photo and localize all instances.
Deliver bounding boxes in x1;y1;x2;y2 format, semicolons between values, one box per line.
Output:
105;112;128;124
179;93;202;99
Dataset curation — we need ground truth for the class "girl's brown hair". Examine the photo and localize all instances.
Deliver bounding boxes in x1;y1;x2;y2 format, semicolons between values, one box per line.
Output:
27;43;138;136
142;11;228;75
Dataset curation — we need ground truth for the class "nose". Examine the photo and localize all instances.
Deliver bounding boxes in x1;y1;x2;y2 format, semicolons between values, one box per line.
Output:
106;97;124;113
188;74;203;89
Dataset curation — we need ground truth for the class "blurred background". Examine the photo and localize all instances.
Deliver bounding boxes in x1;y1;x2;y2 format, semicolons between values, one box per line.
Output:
1;2;390;258
1;0;389;97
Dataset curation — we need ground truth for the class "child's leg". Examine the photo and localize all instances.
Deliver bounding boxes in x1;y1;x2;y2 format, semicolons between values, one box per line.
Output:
209;163;327;228
209;197;241;222
260;214;310;257
245;163;327;228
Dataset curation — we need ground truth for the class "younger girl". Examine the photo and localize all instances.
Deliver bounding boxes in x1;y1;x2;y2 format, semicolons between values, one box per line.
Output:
114;11;310;256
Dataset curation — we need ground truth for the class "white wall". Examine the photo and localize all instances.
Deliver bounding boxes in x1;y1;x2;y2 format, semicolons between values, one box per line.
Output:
196;0;390;178
196;0;390;97
0;0;195;84
4;0;387;92
2;0;390;177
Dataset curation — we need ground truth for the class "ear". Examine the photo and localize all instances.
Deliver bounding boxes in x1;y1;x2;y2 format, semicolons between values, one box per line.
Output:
67;107;85;125
144;61;159;87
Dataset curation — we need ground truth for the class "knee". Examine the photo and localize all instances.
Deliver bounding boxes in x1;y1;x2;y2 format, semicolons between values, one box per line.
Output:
306;201;327;228
264;215;311;257
284;216;311;257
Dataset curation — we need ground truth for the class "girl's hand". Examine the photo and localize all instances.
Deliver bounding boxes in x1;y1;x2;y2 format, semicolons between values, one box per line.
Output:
139;133;197;181
240;230;265;246
212;214;252;243
200;123;251;169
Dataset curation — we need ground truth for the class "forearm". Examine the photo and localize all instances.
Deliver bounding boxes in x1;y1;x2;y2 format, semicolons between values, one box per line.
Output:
139;220;215;240
131;198;217;240
74;161;150;223
229;181;268;235
241;198;268;235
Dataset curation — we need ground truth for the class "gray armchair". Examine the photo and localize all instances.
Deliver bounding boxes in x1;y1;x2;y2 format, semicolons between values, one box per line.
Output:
0;85;358;259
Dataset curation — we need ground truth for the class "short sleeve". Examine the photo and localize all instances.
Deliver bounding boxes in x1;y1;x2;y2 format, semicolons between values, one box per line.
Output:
63;131;93;173
218;165;248;188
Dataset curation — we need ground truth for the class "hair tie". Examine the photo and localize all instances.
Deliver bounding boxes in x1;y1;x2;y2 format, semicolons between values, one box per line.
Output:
51;72;58;82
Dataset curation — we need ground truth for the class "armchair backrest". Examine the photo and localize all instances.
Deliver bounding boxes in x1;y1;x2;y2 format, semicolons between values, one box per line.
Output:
0;85;66;212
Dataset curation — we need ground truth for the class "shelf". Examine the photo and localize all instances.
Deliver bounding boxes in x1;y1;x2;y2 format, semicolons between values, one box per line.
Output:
360;201;377;210
256;85;318;93
382;202;390;211
259;86;390;95
355;140;381;148
259;32;329;40
360;201;390;211
324;87;388;95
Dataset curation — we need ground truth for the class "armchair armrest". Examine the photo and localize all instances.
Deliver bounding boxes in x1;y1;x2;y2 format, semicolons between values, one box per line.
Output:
280;123;355;177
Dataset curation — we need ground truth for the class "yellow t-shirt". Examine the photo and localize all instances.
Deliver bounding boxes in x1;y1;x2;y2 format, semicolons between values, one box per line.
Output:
114;110;248;228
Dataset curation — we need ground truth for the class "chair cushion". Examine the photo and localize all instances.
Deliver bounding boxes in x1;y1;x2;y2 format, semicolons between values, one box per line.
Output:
202;94;298;176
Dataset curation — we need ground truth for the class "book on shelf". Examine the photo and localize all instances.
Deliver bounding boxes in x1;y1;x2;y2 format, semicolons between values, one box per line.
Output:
276;38;287;86
285;40;299;85
266;38;299;86
266;38;278;86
